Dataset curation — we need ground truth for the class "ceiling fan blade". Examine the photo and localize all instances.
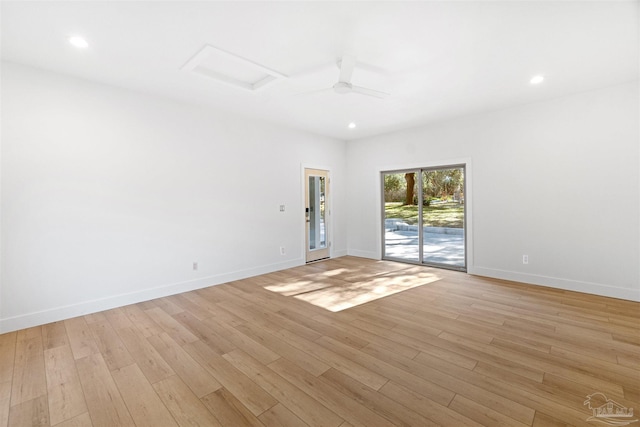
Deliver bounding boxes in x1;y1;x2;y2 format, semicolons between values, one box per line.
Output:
351;85;390;99
339;55;356;83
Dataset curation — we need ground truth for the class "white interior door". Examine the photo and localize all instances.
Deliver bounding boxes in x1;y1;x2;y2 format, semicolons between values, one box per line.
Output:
305;168;330;263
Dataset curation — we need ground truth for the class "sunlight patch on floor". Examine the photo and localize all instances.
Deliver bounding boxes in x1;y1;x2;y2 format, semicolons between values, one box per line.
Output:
293;274;441;311
263;264;443;312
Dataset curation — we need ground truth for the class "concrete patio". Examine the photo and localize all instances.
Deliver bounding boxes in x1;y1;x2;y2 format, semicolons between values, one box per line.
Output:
384;220;465;267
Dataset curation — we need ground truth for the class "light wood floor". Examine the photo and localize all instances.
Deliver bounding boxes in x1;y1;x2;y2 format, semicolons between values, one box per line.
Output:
1;257;638;427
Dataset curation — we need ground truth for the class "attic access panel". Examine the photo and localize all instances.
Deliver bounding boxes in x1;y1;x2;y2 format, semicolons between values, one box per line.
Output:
182;45;286;92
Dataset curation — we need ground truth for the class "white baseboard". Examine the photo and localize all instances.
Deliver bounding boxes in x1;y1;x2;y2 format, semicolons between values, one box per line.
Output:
347;249;379;260
470;266;640;302
0;258;304;333
331;249;348;258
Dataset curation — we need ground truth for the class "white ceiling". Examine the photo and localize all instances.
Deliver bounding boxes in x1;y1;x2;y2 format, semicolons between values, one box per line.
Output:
2;1;638;140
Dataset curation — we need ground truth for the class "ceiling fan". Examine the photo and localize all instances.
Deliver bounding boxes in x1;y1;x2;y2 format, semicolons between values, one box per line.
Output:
311;55;390;99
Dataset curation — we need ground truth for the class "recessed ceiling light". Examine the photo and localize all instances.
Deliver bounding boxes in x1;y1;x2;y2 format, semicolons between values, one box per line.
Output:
530;75;544;85
68;36;89;49
348;122;356;129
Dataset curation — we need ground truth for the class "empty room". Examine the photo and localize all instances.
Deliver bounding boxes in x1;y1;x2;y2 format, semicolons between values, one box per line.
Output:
1;1;639;427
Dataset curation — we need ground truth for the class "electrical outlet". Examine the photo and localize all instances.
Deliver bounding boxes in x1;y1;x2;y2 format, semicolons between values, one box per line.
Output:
280;247;286;255
522;255;528;264
193;262;198;270
279;204;285;212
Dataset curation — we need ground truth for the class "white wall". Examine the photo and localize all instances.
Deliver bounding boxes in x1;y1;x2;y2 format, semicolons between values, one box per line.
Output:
2;62;637;334
1;62;347;332
346;82;640;301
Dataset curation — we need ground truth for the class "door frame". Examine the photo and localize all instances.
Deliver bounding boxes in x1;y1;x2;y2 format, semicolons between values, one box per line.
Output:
301;164;332;263
377;158;473;273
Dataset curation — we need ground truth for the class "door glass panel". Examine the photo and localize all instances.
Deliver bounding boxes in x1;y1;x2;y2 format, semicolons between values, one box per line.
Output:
383;171;419;262
308;175;326;250
421;167;465;268
382;166;466;271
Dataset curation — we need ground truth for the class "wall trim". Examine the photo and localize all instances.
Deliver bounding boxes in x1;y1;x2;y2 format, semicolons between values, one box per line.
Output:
332;249;348;258
0;258;304;333
347;249;379;260
471;266;640;302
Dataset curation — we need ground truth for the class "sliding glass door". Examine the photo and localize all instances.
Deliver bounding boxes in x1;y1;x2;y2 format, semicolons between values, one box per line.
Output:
382;165;466;271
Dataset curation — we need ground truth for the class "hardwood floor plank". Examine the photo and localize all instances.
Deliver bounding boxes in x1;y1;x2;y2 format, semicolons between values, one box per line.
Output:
320;367;437;427
612;332;640;346
199;316;282;365
259;403;310;427
200;387;265;427
0;381;9;403
11;334;47;406
103;308;134;331
144;307;198;346
532;411;574;427
223;349;343;427
268;358;396;427
42;322;68;350
316;334;460;406
64;318;99;360
491;335;552;354
0;332;17;385
184;340;277;416
456;359;604;426
168;294;214;321
7;395;49;427
440;331;626;396
417;337;544;382
233;322;330;376
317;334;535;425
215;301;282;334
172;311;237;355
449;394;531;427
153;375;222;427
121;304;162;338
378;381;482;427
274;329;388;391
116;327;174;383
86;320;134;372
111;363;178;427
222;288;327;342
277;309;363;347
309;312;417;358
0;394;9;427
44;345;87;425
151;297;184;316
75;353;134;427
179;291;222;314
83;313;107;324
623;386;640;403
541;372;637;410
212;285;257;308
136;300;157;311
549;345;640;385
147;333;221;398
53;412;93;427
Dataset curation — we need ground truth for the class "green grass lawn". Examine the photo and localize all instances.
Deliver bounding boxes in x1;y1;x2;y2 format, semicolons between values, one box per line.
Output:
385;202;464;228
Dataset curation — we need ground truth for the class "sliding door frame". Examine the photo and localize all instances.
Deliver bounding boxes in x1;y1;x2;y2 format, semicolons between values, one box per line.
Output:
380;161;471;273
